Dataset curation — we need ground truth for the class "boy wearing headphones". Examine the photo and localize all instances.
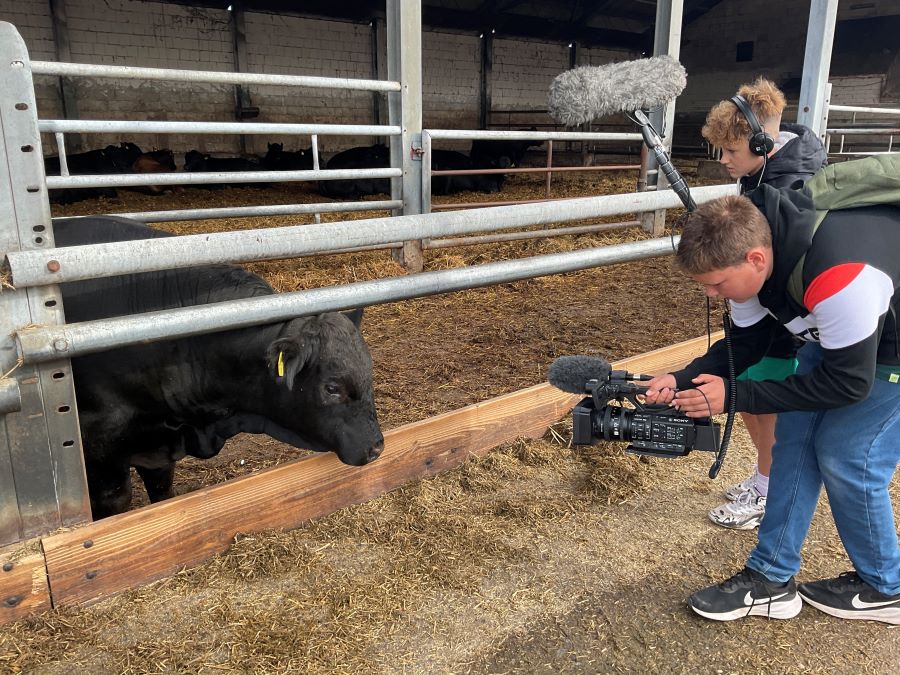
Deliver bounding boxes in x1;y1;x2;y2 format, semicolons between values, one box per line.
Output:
699;79;827;530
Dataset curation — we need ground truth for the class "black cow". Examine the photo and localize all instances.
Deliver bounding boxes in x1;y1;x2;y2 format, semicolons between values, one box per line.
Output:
431;149;503;195
318;144;391;198
470;132;544;170
184;149;267;188
54;216;384;518
262;142;314;171
44;142;144;203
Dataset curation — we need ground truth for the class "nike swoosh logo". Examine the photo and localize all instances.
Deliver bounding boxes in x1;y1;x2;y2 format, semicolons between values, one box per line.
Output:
851;594;899;609
744;591;789;605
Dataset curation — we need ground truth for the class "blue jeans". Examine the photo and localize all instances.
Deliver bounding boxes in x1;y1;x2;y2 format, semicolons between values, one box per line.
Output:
746;343;900;595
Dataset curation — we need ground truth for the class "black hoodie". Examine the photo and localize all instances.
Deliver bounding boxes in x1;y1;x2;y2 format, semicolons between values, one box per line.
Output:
674;185;900;414
740;123;828;192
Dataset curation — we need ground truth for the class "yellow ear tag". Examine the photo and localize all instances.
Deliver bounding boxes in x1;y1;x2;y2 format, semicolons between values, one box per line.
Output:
277;351;285;377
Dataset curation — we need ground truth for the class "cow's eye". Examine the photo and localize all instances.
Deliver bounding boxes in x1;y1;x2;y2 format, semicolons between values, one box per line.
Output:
324;382;343;398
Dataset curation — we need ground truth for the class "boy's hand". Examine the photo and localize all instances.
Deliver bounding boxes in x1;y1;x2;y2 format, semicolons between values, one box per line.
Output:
644;373;677;404
673;374;726;417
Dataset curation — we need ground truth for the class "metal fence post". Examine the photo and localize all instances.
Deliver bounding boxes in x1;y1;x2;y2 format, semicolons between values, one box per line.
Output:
0;22;91;546
797;0;838;138
640;0;684;236
386;0;424;272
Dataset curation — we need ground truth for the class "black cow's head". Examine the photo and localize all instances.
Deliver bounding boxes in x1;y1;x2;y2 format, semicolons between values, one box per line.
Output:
262;309;384;466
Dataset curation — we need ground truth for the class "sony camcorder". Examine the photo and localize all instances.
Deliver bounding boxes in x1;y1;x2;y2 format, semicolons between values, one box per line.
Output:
571;368;721;459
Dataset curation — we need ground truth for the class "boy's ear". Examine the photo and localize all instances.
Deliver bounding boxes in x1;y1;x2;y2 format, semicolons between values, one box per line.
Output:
746;247;769;271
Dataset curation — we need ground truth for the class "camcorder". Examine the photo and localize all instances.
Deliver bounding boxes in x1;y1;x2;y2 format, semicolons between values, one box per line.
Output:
570;368;722;459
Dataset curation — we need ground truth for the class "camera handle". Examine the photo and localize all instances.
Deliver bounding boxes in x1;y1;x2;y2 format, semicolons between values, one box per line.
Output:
708;304;737;479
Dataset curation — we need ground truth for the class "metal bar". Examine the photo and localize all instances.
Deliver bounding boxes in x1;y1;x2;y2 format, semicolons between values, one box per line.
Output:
54;132;69;176
430;164;640;176
45;167;401;189
31;60;401;92
545;140;553;198
53;200;402;224
39;120;400;136
0;22;91;545
427;129;643;142
826;128;900;134
7;184;738;287
425;220;641;249
0;379;21;416
797;0;838;135
17;237;681;364
387;0;424;271
827;105;900;115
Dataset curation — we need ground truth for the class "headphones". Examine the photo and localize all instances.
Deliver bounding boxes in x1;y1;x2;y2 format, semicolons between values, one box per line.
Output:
730;94;775;157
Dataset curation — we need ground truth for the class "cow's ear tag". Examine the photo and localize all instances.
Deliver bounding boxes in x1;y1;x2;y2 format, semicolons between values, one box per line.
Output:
277;351;285;377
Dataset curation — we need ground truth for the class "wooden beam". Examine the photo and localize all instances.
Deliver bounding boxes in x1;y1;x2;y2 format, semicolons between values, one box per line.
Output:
26;332;717;616
0;547;51;624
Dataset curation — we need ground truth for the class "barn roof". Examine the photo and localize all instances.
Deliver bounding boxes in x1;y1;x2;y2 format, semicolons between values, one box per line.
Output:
174;1;727;52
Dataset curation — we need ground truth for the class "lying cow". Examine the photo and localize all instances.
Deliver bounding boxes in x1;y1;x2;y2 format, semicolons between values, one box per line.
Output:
318;144;391;199
263;142;314;171
44;142;144;204
432;149;504;195
183;149;267;188
53;216;384;518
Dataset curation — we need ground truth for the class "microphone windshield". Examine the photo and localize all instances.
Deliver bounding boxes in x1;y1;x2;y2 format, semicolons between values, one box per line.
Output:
548;55;687;126
548;355;612;394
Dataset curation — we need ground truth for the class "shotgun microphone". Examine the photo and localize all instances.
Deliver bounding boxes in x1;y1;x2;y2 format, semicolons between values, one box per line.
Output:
548;55;687;126
548;55;695;211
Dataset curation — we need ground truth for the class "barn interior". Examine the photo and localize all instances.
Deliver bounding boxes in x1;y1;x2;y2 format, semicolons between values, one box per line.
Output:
1;1;900;672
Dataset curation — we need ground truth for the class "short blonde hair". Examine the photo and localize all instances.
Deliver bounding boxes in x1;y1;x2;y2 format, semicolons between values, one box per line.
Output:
701;78;787;147
676;195;771;274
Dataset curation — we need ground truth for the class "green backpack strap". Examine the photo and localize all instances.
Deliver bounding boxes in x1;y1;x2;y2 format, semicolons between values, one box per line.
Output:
787;155;900;308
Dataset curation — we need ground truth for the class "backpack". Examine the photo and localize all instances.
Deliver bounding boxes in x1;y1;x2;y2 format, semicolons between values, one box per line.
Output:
786;155;900;306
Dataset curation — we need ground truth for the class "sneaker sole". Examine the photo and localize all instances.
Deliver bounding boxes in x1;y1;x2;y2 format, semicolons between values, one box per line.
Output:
708;512;763;530
799;592;900;625
690;595;802;621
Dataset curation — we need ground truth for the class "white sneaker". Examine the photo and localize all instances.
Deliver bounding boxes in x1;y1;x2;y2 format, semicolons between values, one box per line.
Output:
709;487;767;530
723;473;757;501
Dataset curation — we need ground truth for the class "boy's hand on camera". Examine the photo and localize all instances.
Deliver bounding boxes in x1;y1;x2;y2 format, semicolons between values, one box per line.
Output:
673;374;725;417
644;373;677;404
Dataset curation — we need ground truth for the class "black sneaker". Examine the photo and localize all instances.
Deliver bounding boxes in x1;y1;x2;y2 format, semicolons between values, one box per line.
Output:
689;567;802;621
799;571;900;625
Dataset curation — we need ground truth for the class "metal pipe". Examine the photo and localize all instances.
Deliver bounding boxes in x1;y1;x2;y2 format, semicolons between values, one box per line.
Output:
39;120;400;136
8;184;737;287
45;167;400;189
0;378;21;416
54;132;70;176
430;164;640;176
826;127;900;134
425;220;641;249
53;200;403;224
16;237;679;363
427;129;643;142
828;105;900;115
31;60;401;92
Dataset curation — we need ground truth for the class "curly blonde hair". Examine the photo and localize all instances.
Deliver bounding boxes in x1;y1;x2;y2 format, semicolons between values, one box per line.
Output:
701;78;787;147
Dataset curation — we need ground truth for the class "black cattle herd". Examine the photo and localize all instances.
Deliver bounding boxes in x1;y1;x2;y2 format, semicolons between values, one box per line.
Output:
44;136;544;203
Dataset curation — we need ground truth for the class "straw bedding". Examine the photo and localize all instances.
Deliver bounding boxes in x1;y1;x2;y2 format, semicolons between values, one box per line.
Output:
2;169;897;673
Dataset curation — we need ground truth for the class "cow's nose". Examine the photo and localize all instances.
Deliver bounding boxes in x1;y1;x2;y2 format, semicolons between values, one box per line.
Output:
367;441;384;462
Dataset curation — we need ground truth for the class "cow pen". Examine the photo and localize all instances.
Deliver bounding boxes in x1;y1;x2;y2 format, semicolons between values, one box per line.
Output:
0;0;850;640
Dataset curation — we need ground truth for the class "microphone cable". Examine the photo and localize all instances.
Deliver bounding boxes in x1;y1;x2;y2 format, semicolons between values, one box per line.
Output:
709;301;737;479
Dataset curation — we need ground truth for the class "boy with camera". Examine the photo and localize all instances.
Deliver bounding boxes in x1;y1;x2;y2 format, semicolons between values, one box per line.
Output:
644;168;900;624
701;79;826;530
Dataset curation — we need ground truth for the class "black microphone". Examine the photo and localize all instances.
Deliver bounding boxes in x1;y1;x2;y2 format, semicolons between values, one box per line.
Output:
547;56;696;212
548;355;612;394
548;55;686;126
634;110;697;211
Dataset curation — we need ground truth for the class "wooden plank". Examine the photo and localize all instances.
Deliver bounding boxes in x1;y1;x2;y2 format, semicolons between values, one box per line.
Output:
40;333;716;609
0;547;51;623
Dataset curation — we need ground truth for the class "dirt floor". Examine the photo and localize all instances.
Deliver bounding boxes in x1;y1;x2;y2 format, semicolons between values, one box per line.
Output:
2;170;898;673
